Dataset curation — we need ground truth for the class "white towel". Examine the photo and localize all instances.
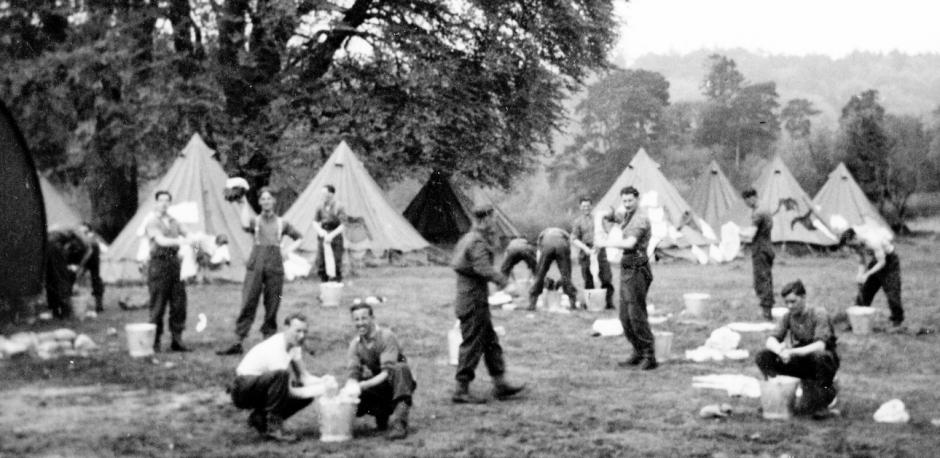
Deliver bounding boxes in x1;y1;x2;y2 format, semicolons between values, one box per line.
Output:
324;241;336;278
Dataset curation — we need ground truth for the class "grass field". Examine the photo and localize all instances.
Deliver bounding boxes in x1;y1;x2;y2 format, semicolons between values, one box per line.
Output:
2;237;939;457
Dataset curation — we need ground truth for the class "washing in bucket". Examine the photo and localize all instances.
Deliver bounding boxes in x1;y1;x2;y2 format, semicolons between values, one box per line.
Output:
320;282;344;307
125;323;156;358
317;396;358;442
653;331;673;361
584;288;607;312
447;321;462;366
760;375;801;420
683;293;711;317
846;306;876;335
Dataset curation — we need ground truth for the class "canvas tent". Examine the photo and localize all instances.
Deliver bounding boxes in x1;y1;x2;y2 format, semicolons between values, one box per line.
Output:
813;162;891;234
752;156;837;246
0;99;45;301
594;148;714;262
688;160;751;239
101;134;255;283
403;170;522;245
40;175;84;230
283;141;430;259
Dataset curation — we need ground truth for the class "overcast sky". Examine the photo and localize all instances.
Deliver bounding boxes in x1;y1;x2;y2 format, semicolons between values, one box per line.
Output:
612;0;940;64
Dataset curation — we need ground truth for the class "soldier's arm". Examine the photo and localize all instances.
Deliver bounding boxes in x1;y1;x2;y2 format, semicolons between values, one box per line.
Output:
470;239;507;287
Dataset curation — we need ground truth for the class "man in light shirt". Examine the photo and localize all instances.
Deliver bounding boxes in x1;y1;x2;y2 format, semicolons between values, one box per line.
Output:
229;313;317;442
839;226;904;328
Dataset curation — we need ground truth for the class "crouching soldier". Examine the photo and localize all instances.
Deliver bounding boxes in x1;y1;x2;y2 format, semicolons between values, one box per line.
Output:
347;303;417;440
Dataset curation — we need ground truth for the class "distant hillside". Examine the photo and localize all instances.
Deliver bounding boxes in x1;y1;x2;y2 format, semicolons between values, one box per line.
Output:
626;49;940;127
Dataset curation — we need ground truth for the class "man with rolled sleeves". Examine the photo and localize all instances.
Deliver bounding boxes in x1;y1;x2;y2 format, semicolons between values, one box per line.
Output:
597;186;657;370
755;279;840;419
313;184;346;282
742;188;775;321
839;226;904;328
571;197;614;310
145;190;191;352
498;237;537;280
218;187;303;356
528;227;578;311
451;204;526;404
347;303;417;440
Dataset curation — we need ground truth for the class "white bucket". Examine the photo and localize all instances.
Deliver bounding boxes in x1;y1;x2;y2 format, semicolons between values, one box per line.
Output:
447;321;462;366
653;331;674;361
509;278;532;297
683;293;711;317
320;282;344;307
316;397;357;442
847;306;876;335
125;323;156;358
771;307;788;325
584;288;606;312
760;375;801;420
543;290;561;309
71;293;90;321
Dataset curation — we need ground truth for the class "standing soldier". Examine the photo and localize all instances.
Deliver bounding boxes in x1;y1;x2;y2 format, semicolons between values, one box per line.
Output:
528;227;578;311
742;188;775;321
571;197;614;310
597;186;657;370
451;204;526;404
145;190;191;352
313;184;346;283
839;226;904;329
218;187;303;356
75;222;105;313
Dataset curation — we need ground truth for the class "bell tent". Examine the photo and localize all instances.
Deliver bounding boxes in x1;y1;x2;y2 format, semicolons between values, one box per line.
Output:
751;156;837;246
283;141;430;260
101;134;255;283
403;170;522;245
813;162;891;234
40;175;84;230
688;160;751;239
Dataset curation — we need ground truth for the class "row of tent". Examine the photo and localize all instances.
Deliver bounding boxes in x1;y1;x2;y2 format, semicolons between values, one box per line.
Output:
38;135;890;284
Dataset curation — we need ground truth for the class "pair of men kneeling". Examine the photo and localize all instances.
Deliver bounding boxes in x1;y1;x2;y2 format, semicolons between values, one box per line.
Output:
227;305;416;442
756;279;840;420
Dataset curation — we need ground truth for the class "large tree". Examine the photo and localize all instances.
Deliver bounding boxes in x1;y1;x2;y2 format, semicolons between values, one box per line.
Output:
1;0;618;239
781;98;821;140
838;89;889;209
551;68;671;201
883;114;930;225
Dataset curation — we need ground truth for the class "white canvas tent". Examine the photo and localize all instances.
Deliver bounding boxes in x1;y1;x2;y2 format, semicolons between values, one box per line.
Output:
813;162;892;235
283;141;430;260
752;156;837;246
101;134;254;282
39;175;83;230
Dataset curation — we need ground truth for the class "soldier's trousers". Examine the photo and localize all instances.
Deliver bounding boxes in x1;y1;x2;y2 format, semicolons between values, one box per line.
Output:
620;258;654;358
148;256;187;342
857;252;903;324
752;250;775;311
455;304;505;383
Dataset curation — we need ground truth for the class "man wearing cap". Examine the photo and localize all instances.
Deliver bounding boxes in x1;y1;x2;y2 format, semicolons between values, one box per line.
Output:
755;279;840;419
313;184;346;282
741;188;775;321
451;203;526;404
528;227;578;311
571;197;614;310
597;186;657;370
839;226;904;328
145;190;192;352
218;187;303;356
346;303;417;440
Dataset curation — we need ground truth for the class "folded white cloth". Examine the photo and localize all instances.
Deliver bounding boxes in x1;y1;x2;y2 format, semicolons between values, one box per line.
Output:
873;399;910;423
692;374;761;398
726;322;777;333
591;318;623;337
488;291;513;306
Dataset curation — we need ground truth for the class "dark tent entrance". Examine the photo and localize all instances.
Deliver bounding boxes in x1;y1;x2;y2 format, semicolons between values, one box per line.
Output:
403;171;521;246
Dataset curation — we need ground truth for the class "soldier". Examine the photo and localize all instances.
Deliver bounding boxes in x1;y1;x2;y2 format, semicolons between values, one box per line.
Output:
498;237;537;280
839;226;904;328
528;227;578;311
218;187;303;356
145;190;191;352
597;186;657;370
451;204;526;404
313;184;346;282
571;197;614;309
742;188;775;321
75;222;105;312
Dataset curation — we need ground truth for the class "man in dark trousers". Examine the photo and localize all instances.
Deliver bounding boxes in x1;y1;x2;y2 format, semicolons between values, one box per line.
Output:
145;190;191;352
45;228;80;319
75;222;105;312
347;303;417;440
742;188;775;321
571;197;614;310
313;184;346;282
528;227;578;311
218;187;303;356
498;237;537;280
839;226;904;328
755;279;840;419
451;204;526;404
597;186;657;370
230;312;317;442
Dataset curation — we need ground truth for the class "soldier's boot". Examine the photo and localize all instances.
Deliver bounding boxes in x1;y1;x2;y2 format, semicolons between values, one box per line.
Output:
386;401;410;440
492;375;526;400
170;333;192;352
452;381;487;404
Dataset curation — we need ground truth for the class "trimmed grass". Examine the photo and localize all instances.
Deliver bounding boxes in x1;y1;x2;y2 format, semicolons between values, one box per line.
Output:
2;238;939;457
